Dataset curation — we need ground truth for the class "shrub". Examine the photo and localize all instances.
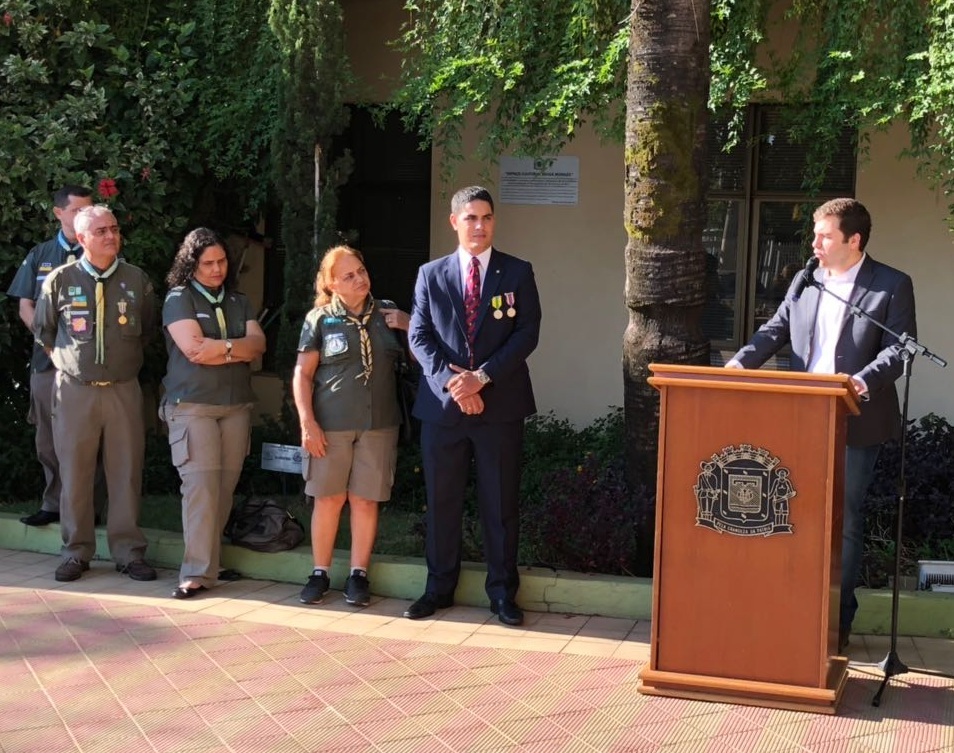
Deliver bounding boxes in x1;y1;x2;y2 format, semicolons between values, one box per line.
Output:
521;453;653;575
864;413;954;586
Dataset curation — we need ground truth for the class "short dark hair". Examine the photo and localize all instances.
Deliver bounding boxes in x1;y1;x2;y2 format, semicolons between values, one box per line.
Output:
166;227;237;290
53;185;92;208
451;186;495;215
814;198;872;250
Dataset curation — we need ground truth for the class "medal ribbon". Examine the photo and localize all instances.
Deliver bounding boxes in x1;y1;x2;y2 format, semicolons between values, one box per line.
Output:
332;294;374;385
79;257;120;365
190;280;228;339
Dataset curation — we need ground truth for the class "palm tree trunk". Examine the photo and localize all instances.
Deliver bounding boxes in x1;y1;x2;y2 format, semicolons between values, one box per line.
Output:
623;0;712;571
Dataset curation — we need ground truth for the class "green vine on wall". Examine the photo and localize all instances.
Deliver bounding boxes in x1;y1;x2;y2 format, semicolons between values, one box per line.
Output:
396;0;954;216
267;0;351;431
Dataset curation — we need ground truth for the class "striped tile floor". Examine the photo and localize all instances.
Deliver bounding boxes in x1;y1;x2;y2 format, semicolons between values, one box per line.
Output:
0;548;952;752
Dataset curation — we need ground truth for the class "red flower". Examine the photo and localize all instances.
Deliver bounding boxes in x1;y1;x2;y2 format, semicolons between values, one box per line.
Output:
97;178;118;199
3;13;12;27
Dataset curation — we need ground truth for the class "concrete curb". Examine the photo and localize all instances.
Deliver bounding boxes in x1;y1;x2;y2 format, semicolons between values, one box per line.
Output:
1;512;950;635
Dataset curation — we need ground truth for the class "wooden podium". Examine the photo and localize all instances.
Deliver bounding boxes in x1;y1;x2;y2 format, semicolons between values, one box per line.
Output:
637;364;860;713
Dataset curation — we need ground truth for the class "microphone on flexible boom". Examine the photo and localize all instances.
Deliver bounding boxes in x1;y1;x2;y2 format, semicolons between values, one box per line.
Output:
791;255;820;302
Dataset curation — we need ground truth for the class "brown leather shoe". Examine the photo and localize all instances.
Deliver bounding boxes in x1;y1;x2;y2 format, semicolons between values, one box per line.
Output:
55;558;89;582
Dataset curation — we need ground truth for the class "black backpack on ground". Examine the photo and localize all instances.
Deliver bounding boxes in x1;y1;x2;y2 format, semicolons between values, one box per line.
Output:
225;498;305;553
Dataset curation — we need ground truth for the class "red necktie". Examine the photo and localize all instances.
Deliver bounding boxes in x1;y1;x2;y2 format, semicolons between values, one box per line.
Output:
465;256;481;367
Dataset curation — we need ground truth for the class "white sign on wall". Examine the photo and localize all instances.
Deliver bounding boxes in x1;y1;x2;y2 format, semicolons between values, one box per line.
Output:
261;442;304;474
499;156;579;206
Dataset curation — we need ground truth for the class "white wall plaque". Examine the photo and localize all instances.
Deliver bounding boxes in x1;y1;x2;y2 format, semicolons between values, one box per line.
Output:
499;156;579;206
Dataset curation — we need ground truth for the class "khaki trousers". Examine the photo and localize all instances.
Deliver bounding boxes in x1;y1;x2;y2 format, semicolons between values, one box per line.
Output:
163;402;252;588
28;369;59;512
30;369;109;515
53;374;147;564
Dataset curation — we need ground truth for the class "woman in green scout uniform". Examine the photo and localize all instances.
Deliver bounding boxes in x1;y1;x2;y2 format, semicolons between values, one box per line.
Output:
161;228;266;599
293;245;409;607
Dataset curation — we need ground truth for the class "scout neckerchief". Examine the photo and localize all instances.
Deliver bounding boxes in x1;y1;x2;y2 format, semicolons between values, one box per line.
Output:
57;231;82;265
190;280;228;339
78;256;120;364
331;294;374;385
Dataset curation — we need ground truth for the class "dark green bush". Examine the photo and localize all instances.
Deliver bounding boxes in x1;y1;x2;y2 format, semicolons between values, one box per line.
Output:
864;413;954;587
9;403;954;583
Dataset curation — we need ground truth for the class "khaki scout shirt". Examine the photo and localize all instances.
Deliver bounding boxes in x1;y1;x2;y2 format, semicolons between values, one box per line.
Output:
34;259;157;383
298;298;402;431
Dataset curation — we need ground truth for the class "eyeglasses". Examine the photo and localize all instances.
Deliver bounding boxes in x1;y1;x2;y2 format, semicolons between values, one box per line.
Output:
89;225;121;237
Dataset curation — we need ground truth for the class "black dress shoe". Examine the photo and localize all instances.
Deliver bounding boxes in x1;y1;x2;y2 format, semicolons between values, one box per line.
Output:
20;509;60;526
491;599;524;626
172;584;207;599
217;568;242;582
404;593;454;620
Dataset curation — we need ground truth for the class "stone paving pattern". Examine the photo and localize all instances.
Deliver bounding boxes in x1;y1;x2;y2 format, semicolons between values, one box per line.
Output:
1;548;952;752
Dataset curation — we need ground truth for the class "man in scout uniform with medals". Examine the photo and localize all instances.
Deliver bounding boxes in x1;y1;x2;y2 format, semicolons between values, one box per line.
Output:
33;205;159;583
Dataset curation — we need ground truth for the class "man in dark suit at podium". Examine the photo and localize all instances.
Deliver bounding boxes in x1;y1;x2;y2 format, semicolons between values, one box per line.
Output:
405;186;541;626
728;198;916;653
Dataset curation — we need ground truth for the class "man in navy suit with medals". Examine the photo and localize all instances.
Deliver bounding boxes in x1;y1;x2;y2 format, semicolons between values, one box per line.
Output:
728;198;917;653
406;186;542;626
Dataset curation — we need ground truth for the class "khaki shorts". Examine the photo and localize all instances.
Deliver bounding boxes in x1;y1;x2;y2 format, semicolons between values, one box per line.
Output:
302;426;399;501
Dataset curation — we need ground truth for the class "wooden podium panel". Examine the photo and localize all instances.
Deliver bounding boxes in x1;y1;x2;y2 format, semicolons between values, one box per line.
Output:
637;364;859;713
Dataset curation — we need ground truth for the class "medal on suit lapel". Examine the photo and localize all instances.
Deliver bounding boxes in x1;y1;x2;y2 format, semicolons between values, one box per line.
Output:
505;291;516;318
491;295;503;319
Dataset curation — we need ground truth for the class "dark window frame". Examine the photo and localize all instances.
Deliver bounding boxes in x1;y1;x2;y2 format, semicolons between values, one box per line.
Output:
703;104;857;358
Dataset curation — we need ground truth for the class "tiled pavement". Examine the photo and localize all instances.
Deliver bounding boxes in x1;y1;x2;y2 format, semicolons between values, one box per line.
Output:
1;547;952;753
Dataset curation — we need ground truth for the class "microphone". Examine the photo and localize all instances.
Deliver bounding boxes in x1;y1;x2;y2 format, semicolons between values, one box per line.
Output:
791;256;820;302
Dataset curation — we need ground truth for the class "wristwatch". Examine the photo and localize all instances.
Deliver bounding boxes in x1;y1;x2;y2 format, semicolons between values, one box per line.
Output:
475;369;491;385
225;339;233;362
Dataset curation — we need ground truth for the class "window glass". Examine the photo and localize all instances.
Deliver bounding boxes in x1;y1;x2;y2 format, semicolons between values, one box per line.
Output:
752;202;813;330
702;200;742;342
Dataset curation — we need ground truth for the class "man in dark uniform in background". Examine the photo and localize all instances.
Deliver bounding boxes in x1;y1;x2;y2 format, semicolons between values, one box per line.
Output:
7;185;93;526
34;205;158;582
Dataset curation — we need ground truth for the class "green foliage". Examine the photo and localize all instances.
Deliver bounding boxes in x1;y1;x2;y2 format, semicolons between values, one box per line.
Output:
0;0;325;441
519;409;654;574
393;0;629;175
395;1;954;215
267;0;352;434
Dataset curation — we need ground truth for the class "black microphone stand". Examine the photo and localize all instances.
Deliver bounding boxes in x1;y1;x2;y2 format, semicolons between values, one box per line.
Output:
806;279;947;707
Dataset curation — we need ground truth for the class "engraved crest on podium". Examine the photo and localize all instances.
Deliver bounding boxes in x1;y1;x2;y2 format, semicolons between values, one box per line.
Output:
694;444;795;537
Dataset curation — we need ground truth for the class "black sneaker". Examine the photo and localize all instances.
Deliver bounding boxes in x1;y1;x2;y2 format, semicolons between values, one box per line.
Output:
344;570;371;606
300;570;330;604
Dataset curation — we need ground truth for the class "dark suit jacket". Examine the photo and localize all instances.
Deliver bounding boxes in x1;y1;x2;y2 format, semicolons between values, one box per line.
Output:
732;255;916;446
409;248;541;425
